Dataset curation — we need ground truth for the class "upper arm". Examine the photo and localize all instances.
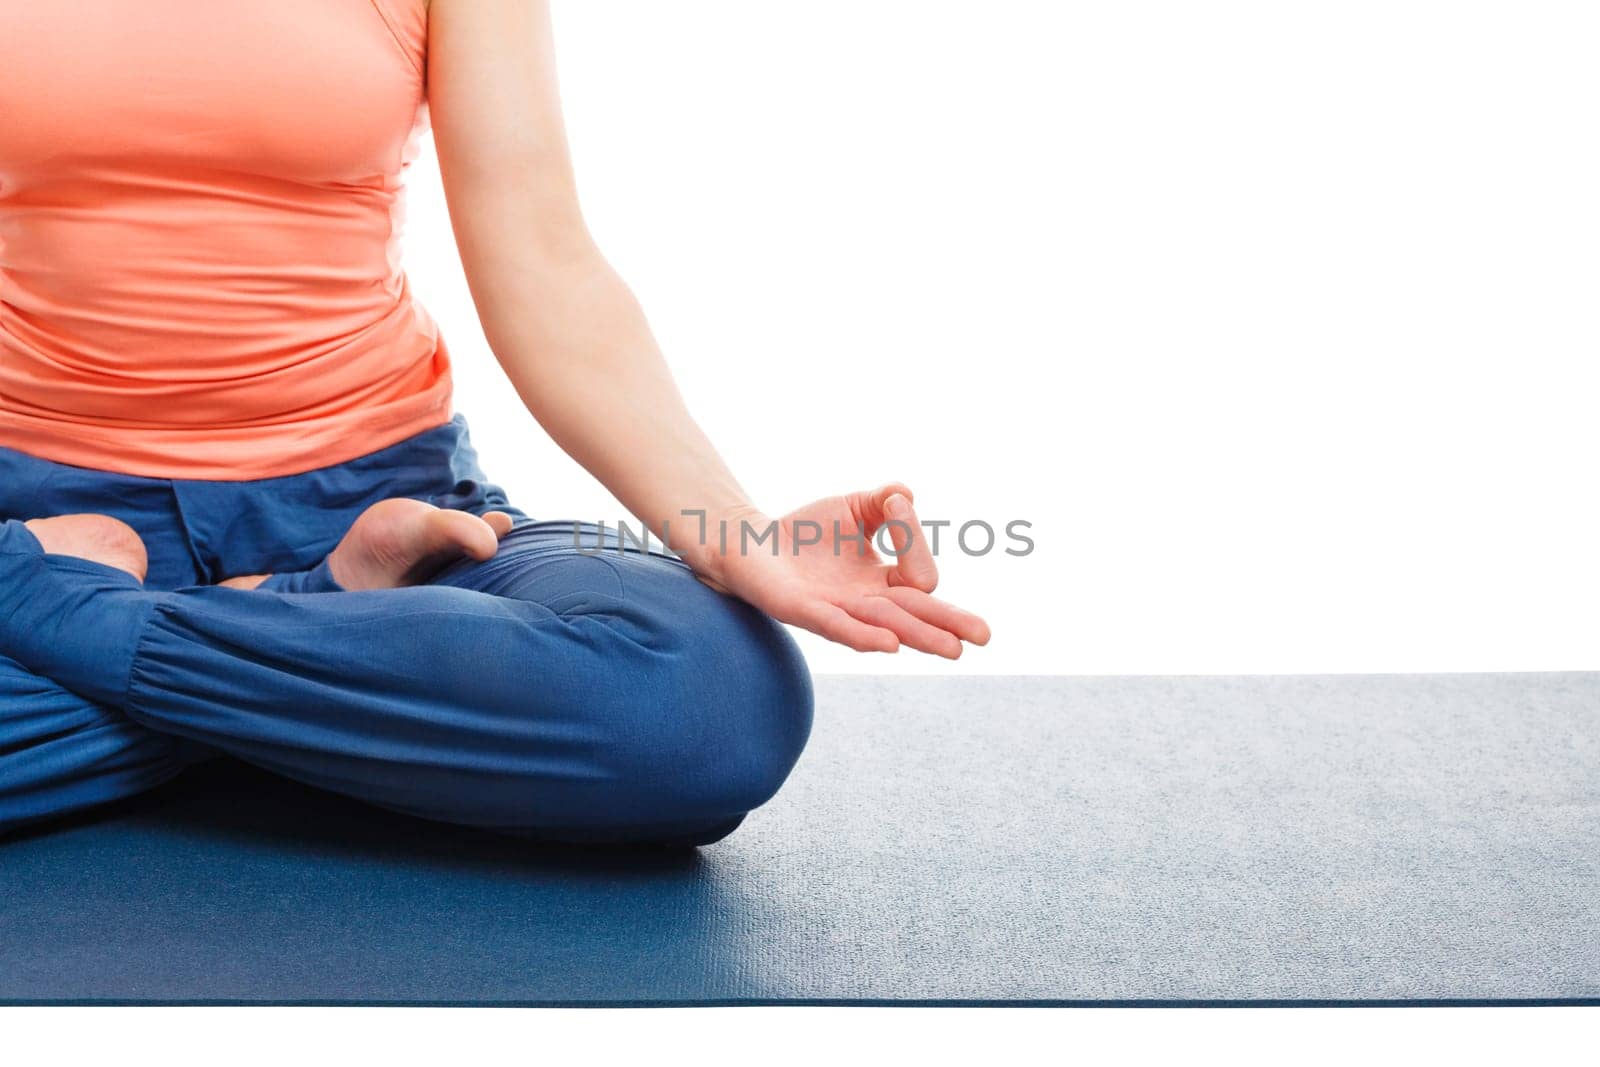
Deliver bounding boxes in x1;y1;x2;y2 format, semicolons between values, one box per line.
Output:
426;0;593;268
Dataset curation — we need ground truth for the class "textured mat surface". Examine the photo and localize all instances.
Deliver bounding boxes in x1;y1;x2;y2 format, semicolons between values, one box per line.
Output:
2;673;1597;1006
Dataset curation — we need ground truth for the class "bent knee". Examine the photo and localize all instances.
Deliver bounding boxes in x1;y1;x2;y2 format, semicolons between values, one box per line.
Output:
616;596;815;820
0;653;209;836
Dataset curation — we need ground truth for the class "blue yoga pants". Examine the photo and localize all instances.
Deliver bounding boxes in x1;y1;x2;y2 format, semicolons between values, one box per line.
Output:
0;415;814;845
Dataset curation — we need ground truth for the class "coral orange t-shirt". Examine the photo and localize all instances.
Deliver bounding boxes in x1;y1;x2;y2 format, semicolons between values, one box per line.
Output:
0;0;454;480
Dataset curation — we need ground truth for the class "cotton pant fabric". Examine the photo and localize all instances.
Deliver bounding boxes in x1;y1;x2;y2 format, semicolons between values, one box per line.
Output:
0;415;814;845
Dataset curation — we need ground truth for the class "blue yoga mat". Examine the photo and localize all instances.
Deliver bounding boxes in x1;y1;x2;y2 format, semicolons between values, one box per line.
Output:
2;673;1596;1005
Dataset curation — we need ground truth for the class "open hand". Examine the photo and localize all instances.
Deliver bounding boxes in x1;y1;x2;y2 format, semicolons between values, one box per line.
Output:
692;483;991;658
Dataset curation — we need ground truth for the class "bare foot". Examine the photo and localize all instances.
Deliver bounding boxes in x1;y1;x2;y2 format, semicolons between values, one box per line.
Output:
322;498;513;591
23;514;149;583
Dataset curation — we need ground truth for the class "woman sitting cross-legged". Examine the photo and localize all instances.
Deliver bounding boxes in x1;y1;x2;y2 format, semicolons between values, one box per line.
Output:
0;0;989;845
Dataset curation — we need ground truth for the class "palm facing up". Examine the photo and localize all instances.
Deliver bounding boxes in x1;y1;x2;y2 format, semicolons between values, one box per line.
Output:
695;483;991;658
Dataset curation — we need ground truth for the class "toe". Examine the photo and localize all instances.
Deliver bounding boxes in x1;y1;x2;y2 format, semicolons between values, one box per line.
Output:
432;509;503;562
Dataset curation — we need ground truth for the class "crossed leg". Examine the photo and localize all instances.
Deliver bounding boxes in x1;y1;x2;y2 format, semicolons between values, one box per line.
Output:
0;506;814;846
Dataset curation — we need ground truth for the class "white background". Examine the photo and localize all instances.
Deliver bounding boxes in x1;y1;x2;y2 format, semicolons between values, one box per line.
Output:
406;0;1600;678
6;1006;1595;1066
20;2;1594;1060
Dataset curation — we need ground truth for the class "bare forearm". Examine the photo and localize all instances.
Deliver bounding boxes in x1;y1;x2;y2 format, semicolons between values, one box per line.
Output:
424;0;990;657
428;0;759;575
479;249;758;574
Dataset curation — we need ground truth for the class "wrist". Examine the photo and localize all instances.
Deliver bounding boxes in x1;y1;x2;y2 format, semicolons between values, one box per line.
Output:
664;502;772;584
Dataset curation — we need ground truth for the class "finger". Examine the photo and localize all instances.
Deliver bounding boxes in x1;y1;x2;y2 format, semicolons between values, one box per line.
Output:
883;585;992;645
882;493;939;593
482;511;515;539
849;595;963;659
853;481;917;534
790;597;900;654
